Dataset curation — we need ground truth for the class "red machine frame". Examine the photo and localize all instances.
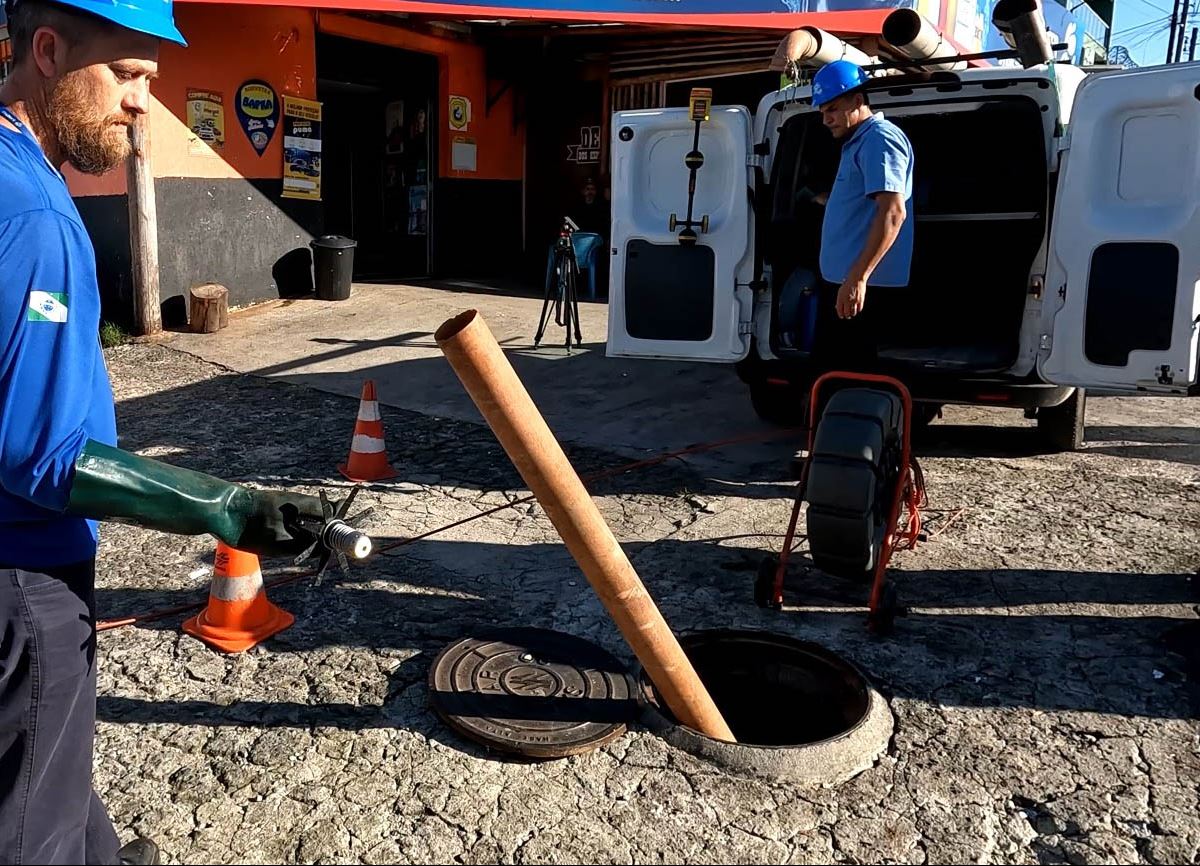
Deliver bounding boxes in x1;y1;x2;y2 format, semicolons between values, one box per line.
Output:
765;371;928;632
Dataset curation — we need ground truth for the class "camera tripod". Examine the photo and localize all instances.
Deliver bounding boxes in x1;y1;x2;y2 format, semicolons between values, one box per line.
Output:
534;217;584;353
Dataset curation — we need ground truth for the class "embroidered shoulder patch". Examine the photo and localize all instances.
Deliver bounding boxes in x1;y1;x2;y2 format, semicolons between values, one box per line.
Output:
27;291;68;323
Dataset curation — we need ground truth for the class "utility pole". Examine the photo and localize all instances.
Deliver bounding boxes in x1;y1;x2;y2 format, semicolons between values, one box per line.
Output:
126;113;162;336
1175;0;1192;62
1168;0;1182;62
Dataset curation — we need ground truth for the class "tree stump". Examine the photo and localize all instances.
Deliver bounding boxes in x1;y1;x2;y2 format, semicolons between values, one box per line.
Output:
188;283;229;334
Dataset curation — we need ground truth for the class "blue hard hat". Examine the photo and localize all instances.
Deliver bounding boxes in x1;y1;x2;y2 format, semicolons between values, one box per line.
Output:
811;59;870;107
5;0;187;46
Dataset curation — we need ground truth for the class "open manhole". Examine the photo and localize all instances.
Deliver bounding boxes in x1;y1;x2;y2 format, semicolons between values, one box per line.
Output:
637;629;893;786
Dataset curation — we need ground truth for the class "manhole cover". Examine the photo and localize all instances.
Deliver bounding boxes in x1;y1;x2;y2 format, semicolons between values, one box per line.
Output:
428;627;637;758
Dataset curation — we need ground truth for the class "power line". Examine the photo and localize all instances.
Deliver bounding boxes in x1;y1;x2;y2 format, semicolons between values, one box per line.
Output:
1130;21;1172;47
1126;0;1172;14
1127;21;1172;54
1113;14;1171;37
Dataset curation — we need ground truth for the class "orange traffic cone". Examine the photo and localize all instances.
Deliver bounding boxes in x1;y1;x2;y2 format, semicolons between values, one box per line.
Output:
182;542;294;653
339;380;398;482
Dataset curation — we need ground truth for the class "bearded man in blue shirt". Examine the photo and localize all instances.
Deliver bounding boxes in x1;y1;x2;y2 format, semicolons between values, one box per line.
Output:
0;2;339;862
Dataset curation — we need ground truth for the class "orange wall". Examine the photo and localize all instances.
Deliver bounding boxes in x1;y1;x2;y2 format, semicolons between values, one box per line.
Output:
153;5;317;179
316;12;524;181
67;5;522;197
66;4;316;196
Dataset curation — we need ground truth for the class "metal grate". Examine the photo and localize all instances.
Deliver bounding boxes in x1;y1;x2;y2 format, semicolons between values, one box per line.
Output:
610;81;667;112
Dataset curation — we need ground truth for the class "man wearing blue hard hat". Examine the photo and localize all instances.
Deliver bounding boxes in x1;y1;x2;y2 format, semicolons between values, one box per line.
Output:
807;58;914;368
0;1;342;864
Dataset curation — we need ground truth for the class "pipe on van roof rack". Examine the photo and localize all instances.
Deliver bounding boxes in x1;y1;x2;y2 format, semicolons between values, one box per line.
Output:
881;9;967;72
992;0;1055;68
768;26;872;73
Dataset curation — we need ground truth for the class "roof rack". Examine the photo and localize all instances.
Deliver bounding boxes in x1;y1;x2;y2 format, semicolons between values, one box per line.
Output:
861;42;1068;73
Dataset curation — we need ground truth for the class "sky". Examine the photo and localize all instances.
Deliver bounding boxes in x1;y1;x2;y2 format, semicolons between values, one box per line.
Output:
1110;0;1192;65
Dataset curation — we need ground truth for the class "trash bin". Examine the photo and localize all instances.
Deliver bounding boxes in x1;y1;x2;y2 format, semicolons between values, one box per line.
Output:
310;235;356;301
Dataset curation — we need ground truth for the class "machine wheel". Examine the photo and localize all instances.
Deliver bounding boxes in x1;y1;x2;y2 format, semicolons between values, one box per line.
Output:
804;388;903;582
1037;388;1086;452
749;380;807;428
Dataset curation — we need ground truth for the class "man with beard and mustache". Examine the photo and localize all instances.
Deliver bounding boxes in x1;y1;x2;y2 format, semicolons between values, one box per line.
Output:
0;2;347;864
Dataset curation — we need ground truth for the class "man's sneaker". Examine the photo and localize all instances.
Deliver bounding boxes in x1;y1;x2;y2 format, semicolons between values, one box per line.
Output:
116;838;160;866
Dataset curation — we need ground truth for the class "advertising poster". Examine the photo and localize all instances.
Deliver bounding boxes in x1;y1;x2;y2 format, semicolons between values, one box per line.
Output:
281;95;322;201
186;89;224;157
235;79;279;156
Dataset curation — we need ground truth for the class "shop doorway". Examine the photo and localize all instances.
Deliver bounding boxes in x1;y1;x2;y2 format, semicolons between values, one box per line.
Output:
317;34;436;279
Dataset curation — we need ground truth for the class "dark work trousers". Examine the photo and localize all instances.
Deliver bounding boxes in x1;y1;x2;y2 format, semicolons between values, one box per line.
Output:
0;559;120;865
811;278;880;372
809;279;884;424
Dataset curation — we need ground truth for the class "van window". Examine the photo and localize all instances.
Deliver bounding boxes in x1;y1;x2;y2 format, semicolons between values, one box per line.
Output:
1084;242;1179;367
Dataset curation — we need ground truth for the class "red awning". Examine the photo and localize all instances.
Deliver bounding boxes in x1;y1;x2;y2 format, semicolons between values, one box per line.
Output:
180;0;892;34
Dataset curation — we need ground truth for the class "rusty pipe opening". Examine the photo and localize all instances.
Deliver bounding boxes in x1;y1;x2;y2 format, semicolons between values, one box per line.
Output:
882;8;923;46
434;309;477;342
992;0;1054;67
882;9;967;71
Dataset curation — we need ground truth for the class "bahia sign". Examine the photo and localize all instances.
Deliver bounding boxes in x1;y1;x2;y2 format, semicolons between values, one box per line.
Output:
235;79;280;156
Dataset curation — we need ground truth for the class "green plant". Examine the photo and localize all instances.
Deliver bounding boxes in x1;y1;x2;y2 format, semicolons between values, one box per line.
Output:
99;321;130;348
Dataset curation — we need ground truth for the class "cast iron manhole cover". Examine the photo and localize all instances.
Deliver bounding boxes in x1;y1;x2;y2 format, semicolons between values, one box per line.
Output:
428;627;638;758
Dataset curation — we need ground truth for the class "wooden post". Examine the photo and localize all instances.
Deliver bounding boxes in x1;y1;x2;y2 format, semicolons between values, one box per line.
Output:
126;113;162;336
188;283;229;333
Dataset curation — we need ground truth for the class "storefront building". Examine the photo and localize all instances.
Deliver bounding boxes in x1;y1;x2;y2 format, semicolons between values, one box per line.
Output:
0;0;1095;328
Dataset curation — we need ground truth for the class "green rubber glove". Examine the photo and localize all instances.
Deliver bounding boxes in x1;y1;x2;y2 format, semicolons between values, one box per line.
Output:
65;440;330;558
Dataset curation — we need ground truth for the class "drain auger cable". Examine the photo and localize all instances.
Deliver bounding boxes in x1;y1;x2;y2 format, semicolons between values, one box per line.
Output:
96;425;809;633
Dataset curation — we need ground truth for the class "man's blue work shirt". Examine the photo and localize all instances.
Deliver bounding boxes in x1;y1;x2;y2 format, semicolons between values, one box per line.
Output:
820;112;915;288
0;108;118;567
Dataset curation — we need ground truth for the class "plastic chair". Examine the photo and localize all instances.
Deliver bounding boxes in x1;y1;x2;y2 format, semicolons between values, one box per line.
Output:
544;231;604;300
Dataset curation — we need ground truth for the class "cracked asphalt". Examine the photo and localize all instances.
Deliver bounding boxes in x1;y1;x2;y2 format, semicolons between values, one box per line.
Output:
92;340;1199;865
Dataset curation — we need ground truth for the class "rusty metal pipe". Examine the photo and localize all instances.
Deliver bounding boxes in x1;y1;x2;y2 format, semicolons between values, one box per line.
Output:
435;310;736;743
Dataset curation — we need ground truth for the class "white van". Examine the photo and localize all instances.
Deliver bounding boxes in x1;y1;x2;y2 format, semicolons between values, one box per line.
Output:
605;60;1199;456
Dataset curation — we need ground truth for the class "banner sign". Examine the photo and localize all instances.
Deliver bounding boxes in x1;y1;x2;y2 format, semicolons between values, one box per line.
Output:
282;95;322;201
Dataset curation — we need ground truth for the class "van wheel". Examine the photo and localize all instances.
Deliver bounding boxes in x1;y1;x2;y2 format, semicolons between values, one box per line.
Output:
910;402;942;444
805;388;903;583
749;381;807;428
1037;389;1086;452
